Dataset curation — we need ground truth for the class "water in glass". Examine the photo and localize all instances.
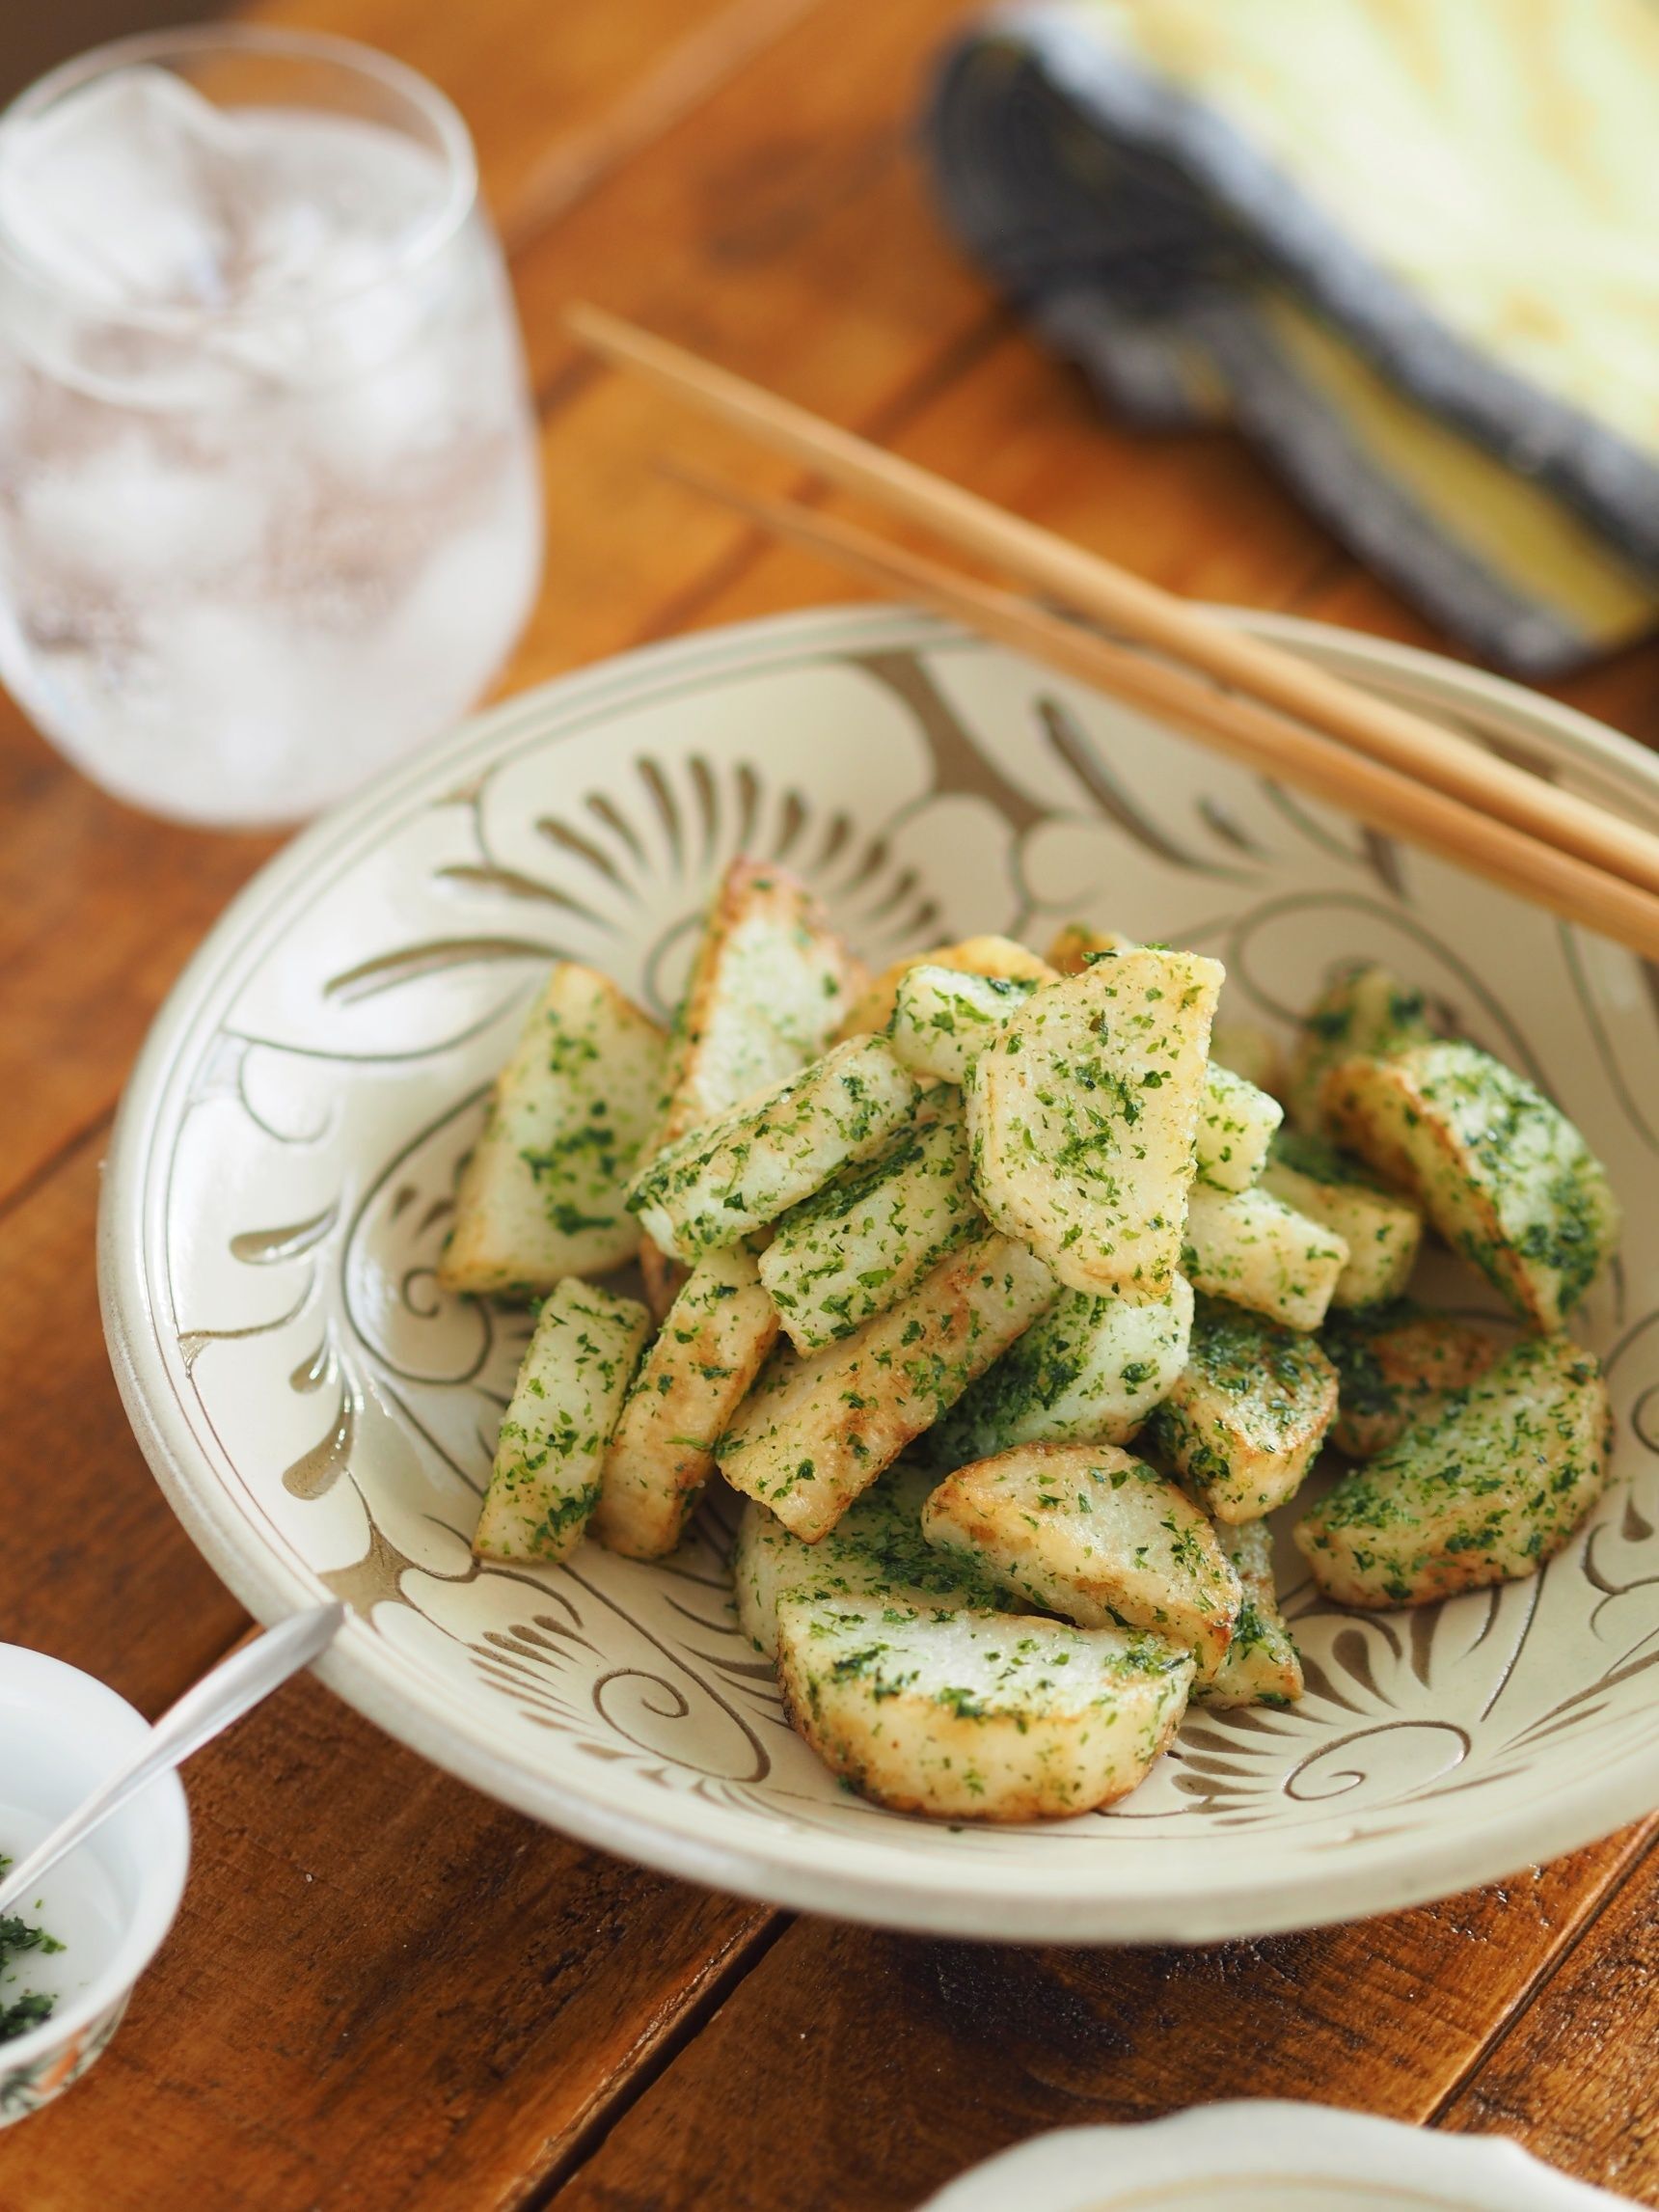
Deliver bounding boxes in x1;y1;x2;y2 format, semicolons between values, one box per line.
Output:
0;39;543;825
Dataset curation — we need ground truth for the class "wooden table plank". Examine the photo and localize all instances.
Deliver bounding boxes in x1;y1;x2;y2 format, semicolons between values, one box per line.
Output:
0;784;277;1220
4;0;1657;2204
0;1678;774;2212
543;1828;1656;2212
0;1135;245;1707
496;0;1007;677
0;1109;779;2210
507;0;988;393
679;330;1659;752
1438;1843;1659;2204
236;0;820;236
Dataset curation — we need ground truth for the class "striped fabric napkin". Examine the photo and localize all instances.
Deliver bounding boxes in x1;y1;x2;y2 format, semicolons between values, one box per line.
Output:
925;0;1659;675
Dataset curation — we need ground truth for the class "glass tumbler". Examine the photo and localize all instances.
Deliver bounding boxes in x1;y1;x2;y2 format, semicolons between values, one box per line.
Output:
0;27;543;826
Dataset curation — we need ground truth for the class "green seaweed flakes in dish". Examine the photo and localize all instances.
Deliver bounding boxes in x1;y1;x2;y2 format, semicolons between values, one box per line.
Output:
774;1594;1193;1821
1294;1335;1612;1609
1324;1041;1619;1331
1198;1518;1303;1711
1319;1299;1502;1461
0;1860;64;2046
926;1276;1193;1464
757;1100;981;1353
1286;961;1436;1137
732;1461;1017;1660
1261;1128;1424;1310
1145;1295;1338;1523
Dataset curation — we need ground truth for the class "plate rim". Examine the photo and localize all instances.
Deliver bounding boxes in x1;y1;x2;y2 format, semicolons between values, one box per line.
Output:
917;2101;1634;2210
99;601;1659;1943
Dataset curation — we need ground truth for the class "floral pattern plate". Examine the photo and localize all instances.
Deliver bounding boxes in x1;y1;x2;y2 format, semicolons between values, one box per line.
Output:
100;604;1659;1943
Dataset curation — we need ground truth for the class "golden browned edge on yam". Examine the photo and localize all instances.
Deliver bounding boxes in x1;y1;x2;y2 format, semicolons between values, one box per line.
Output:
638;855;863;1320
1330;1313;1503;1460
719;1233;1055;1542
1321;1050;1615;1327
438;963;665;1297
1045;921;1137;975
925;1440;1239;1680
639;1241;692;1323
1319;1055;1425;1198
773;1667;1186;1824
653;857;858;1147
836;935;1055;1040
593;1250;778;1560
1297;1343;1614;1609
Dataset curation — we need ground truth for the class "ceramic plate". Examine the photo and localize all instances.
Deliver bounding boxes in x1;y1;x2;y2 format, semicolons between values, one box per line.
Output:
919;2104;1635;2209
101;605;1659;1942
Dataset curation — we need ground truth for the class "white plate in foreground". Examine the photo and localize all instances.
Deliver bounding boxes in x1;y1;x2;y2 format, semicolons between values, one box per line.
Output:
101;605;1659;1943
921;2103;1634;2210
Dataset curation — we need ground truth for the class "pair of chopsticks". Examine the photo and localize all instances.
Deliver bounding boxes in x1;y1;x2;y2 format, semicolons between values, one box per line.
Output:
565;302;1659;962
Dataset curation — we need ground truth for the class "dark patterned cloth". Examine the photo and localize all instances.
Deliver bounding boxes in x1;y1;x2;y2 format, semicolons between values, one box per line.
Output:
925;2;1659;674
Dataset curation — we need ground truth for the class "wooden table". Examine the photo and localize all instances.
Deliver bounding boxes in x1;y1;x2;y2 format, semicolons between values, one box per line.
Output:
4;2;1659;2204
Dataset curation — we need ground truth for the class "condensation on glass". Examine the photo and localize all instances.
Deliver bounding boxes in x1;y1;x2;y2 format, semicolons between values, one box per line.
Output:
0;28;543;825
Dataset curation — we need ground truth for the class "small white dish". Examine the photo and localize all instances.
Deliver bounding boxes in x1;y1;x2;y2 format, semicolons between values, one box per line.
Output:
920;2102;1636;2210
0;1644;190;2124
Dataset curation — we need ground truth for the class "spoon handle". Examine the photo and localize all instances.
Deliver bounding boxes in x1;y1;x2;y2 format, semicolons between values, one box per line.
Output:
0;1602;345;1916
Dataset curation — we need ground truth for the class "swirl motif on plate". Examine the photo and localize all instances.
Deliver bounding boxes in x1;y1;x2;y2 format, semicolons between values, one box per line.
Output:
109;607;1659;1933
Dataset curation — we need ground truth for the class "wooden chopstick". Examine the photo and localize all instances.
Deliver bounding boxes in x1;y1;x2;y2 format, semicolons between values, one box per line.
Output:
568;301;1659;902
664;460;1659;963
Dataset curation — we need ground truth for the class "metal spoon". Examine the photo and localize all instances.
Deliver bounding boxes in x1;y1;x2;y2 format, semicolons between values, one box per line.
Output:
0;1602;346;1917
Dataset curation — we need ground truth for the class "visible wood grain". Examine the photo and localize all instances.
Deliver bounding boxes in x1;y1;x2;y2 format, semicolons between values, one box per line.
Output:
6;0;1659;2206
507;0;988;390
237;0;812;234
495;0;830;258
0;1132;245;1707
0;13;1005;1206
547;1828;1655;2212
497;0;1008;680
0;16;1000;2209
531;290;1659;2212
0;1676;775;2212
1438;1837;1659;2204
685;329;1659;756
0;780;276;1220
0;1135;775;2210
